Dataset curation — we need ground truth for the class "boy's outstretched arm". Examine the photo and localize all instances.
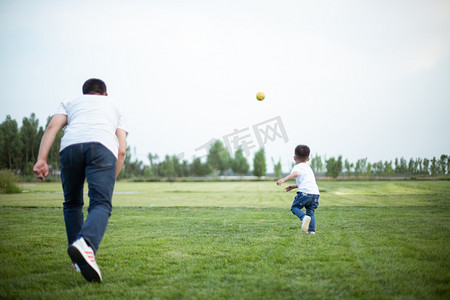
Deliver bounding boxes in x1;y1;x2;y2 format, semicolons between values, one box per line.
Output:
276;171;299;186
33;114;68;180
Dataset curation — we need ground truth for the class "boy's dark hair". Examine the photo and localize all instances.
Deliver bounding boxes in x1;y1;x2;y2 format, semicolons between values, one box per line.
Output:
295;145;310;161
82;78;107;95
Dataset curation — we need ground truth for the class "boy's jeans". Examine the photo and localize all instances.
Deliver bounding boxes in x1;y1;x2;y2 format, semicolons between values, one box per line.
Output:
60;142;116;253
291;192;320;232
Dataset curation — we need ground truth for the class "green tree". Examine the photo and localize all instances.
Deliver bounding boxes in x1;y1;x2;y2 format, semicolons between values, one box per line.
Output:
408;158;416;175
395;157;408;175
0;115;23;170
438;155;448;175
181;160;190;177
122;146;144;178
430;157;437;176
20;114;42;175
366;162;373;177
231;148;249;176
325;157;336;177
416;158;423;175
384;161;395;176
344;159;353;177
447;156;450;175
422;158;430;175
159;155;179;179
253;148;266;178
147;153;160;178
20;114;39;165
354;158;367;177
207;140;230;176
171;155;183;177
325;156;342;178
272;158;282;178
190;158;212;176
372;161;384;176
310;154;324;175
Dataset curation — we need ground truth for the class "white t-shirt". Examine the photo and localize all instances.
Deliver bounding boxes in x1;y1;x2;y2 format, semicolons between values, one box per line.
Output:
55;95;128;158
290;162;320;195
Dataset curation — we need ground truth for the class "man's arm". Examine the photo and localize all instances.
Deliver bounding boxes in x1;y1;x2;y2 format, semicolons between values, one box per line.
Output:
115;128;127;178
33;114;67;180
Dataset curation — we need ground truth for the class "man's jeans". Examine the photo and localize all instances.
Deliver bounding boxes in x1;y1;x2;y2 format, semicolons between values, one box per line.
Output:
291;192;320;232
60;143;116;253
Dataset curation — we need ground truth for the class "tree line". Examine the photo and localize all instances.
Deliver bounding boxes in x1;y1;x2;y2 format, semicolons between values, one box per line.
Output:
0;114;270;180
121;141;269;180
0;114;62;178
311;155;450;178
0;114;448;180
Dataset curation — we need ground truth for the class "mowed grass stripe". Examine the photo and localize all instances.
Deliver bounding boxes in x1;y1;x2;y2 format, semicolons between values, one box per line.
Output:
2;181;449;208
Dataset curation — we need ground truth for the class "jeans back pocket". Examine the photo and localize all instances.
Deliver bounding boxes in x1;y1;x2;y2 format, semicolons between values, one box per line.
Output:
90;143;115;168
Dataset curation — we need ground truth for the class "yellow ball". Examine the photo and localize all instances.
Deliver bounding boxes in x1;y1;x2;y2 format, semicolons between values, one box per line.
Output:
256;92;265;101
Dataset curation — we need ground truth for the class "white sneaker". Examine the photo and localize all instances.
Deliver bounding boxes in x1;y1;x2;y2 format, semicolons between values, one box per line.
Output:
301;216;311;232
68;237;102;282
307;231;315;235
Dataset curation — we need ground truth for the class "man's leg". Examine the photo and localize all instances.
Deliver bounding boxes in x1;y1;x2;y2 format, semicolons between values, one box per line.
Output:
77;143;116;252
60;144;86;247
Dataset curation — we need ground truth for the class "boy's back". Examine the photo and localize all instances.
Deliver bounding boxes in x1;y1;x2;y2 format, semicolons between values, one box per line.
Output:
291;162;320;195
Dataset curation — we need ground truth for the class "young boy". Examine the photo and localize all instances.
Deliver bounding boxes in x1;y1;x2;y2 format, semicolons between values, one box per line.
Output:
33;79;127;282
276;145;320;234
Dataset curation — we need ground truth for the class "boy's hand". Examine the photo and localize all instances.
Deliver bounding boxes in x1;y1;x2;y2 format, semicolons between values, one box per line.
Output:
285;185;296;192
33;159;49;181
276;179;284;186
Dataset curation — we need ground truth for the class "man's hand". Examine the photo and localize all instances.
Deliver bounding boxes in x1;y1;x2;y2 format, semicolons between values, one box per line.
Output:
276;179;284;186
33;114;67;181
33;159;49;181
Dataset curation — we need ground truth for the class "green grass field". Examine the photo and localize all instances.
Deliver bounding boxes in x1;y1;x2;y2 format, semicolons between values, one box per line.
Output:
1;181;449;299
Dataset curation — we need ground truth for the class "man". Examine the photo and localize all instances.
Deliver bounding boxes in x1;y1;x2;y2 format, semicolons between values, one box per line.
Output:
33;78;127;282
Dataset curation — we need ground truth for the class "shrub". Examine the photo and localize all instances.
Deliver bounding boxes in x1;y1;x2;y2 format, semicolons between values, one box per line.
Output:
0;169;22;194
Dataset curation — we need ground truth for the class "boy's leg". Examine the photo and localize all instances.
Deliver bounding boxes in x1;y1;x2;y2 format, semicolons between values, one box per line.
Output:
60;145;86;247
291;193;307;221
77;143;117;252
305;207;316;232
305;195;320;233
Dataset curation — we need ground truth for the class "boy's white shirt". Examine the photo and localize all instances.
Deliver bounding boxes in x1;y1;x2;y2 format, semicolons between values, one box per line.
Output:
290;162;320;195
55;95;128;159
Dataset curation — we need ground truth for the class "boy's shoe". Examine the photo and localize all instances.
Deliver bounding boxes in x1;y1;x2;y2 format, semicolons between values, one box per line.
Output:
72;263;81;272
307;231;315;235
68;237;102;282
301;216;311;232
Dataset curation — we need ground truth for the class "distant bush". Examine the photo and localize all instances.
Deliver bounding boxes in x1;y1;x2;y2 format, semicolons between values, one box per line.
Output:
0;169;22;194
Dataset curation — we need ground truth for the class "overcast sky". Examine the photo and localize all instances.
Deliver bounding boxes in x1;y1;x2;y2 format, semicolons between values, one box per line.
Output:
1;0;449;171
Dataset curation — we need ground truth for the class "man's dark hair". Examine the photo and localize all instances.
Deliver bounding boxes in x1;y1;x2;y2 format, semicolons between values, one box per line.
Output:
82;78;107;95
295;145;310;161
